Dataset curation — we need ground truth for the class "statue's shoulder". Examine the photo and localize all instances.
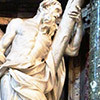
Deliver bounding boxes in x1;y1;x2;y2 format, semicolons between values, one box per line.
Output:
7;18;24;30
23;18;38;26
9;18;23;26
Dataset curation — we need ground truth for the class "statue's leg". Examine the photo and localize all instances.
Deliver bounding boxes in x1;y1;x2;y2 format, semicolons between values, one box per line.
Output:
1;70;48;100
0;72;22;100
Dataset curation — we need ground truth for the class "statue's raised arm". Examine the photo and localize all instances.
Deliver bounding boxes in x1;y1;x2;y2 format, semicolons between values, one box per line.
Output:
65;5;82;56
50;0;84;71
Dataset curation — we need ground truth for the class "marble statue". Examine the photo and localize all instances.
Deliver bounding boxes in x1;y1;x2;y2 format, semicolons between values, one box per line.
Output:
0;0;83;100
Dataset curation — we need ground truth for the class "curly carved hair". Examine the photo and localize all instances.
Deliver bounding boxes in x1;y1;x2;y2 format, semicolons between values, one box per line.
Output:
38;0;62;37
39;0;62;17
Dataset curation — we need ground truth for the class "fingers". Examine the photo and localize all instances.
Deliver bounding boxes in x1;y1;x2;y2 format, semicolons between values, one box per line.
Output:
68;12;81;20
68;12;79;17
69;15;78;19
69;13;82;26
68;11;81;17
68;5;82;23
76;5;81;12
68;5;81;15
69;12;81;17
69;11;78;16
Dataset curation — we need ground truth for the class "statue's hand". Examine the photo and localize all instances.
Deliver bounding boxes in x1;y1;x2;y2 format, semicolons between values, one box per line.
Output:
68;5;82;27
0;52;6;64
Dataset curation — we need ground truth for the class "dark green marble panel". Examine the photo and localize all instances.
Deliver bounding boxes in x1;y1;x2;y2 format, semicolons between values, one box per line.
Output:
90;0;100;99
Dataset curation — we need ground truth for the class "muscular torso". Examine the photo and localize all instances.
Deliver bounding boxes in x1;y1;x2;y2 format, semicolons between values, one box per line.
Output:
6;18;52;64
6;19;39;62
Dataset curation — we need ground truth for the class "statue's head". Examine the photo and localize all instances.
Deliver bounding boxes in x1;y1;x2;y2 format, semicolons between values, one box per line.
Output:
38;0;62;37
38;0;62;19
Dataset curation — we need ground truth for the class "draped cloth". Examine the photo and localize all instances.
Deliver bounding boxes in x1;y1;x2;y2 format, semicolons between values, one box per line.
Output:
0;51;66;100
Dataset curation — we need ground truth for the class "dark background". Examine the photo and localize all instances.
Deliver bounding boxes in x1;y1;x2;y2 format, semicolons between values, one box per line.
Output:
0;0;90;18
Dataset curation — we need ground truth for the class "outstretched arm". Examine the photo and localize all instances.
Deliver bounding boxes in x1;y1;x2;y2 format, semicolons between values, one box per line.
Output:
65;6;82;56
0;18;22;63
